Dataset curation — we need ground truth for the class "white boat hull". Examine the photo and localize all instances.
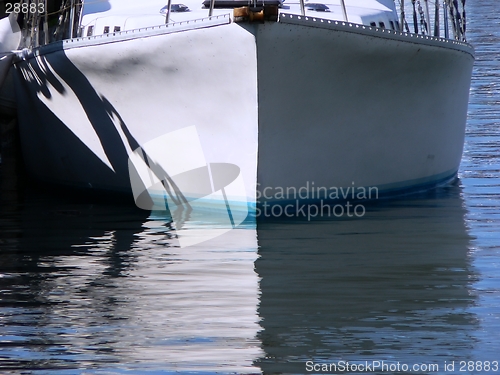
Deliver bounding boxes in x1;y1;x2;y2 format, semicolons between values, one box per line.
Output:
256;16;474;202
14;16;259;206
13;14;474;213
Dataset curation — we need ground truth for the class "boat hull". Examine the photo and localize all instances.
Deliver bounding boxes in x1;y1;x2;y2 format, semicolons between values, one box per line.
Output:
13;15;474;213
14;16;259;208
255;15;474;202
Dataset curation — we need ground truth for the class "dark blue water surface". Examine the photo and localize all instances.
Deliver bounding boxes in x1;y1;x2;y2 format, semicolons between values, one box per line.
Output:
0;0;499;373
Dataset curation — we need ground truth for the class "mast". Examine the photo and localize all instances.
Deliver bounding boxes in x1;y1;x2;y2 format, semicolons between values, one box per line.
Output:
69;0;75;38
433;0;440;36
43;0;49;44
423;0;431;34
340;0;348;21
400;0;405;31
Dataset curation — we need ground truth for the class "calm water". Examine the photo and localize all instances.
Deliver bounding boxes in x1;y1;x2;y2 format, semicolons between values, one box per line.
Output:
1;0;499;373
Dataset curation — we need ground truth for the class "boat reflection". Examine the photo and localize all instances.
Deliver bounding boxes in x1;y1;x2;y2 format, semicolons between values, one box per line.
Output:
0;182;478;374
0;189;262;373
255;184;478;374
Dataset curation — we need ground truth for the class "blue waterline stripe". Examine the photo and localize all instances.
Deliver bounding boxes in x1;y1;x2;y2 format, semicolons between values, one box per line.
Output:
258;168;458;206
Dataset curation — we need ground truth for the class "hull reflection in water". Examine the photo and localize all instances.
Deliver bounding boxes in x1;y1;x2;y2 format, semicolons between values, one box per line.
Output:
0;183;479;373
0;190;262;373
256;184;477;374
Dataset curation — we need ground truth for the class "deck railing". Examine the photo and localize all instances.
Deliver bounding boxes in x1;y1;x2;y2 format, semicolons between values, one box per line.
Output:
15;0;82;48
396;0;467;41
14;0;468;49
296;0;467;42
